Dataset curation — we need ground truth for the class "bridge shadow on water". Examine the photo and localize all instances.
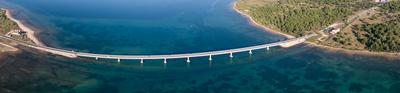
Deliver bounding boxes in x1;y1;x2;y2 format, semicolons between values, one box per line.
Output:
1;44;400;93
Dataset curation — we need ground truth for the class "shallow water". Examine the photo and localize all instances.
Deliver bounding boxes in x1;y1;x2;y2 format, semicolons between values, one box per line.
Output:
1;0;284;55
0;0;400;93
1;45;400;93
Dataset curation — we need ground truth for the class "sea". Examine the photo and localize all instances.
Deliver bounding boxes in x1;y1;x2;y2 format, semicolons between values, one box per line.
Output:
0;0;399;93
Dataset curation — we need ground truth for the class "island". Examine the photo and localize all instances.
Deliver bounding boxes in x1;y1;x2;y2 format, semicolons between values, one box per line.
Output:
235;0;400;54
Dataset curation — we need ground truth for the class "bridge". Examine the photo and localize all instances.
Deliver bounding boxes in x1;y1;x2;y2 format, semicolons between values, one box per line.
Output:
0;33;316;63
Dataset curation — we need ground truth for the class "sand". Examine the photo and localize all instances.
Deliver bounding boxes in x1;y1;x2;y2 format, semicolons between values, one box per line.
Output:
2;8;44;46
232;2;296;39
0;42;18;52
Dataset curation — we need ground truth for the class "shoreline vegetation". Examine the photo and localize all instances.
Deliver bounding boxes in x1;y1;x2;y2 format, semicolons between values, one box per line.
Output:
232;2;295;39
1;8;43;46
233;0;400;56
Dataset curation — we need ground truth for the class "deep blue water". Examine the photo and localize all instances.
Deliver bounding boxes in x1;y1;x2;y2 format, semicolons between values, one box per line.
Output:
0;0;400;93
1;0;283;55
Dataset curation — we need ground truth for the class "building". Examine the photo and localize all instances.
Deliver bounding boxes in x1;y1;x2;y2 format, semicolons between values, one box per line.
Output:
329;28;341;34
374;0;389;3
9;29;26;36
324;27;341;35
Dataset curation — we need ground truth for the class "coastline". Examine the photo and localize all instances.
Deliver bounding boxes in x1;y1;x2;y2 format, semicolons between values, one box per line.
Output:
2;8;44;46
231;2;295;39
0;42;18;52
232;1;400;57
306;42;400;58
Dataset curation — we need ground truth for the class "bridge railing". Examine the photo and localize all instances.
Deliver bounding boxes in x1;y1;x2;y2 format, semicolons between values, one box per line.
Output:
0;33;317;61
74;34;315;60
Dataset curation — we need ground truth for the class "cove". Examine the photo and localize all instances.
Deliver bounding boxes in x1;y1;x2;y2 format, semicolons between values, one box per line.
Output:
0;0;284;55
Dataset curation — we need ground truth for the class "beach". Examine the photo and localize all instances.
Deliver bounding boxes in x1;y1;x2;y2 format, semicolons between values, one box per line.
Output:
3;8;44;46
232;2;295;39
0;42;18;52
306;42;400;58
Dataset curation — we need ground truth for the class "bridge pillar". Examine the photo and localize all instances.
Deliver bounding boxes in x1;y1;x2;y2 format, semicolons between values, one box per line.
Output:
95;57;98;60
266;46;270;51
164;58;167;64
186;57;190;63
140;59;144;64
229;52;233;58
209;55;212;61
249;50;253;55
117;58;121;63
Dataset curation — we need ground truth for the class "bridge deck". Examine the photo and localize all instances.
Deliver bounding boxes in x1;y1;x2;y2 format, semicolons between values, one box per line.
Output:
0;33;316;60
76;39;299;59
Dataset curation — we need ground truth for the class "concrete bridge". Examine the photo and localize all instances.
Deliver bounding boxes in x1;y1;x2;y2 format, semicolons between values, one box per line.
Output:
0;33;316;63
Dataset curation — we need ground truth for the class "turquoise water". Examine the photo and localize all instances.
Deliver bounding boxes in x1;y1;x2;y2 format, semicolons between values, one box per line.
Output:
0;0;400;93
1;0;283;55
1;46;400;93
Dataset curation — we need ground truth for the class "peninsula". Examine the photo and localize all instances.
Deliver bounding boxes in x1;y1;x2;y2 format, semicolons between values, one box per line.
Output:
1;8;42;45
235;0;400;55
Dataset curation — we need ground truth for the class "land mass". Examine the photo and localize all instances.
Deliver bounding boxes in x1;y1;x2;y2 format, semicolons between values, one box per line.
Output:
0;8;45;53
235;0;400;55
1;8;42;45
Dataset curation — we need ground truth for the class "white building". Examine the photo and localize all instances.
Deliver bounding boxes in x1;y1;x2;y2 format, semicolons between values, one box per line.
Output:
375;0;389;3
329;28;341;34
324;27;341;35
7;29;26;37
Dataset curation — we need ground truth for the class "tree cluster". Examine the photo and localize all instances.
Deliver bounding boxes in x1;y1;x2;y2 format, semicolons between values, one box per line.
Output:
0;10;19;35
352;21;400;52
247;0;374;37
380;1;400;12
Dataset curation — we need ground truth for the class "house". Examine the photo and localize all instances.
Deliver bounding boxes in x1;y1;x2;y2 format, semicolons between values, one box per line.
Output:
329;28;341;34
324;27;341;35
374;0;389;3
9;29;26;36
